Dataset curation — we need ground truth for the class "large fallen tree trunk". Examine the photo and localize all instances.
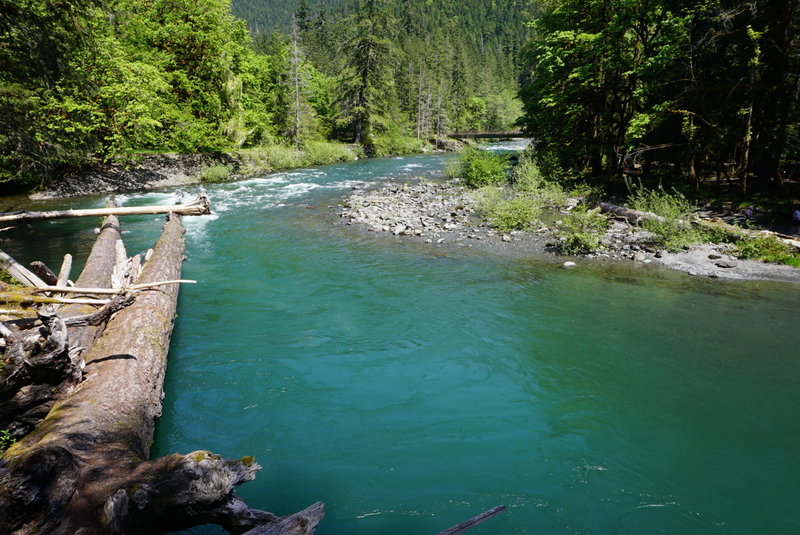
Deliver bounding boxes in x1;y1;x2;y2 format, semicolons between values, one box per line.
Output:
0;214;322;534
0;213;125;439
0;194;211;224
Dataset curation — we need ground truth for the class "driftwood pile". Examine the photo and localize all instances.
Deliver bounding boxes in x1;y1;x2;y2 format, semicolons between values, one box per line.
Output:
0;196;324;535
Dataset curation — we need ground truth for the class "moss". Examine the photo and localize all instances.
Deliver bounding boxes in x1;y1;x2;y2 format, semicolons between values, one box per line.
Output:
0;269;21;285
240;455;256;467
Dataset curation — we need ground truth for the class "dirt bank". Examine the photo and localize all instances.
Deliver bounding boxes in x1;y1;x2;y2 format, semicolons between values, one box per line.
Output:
30;153;240;200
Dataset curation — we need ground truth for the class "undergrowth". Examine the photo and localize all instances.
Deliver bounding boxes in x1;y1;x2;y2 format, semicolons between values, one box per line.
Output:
0;429;13;451
475;187;541;232
626;182;719;251
199;164;232;183
734;235;800;266
447;146;510;188
557;206;608;254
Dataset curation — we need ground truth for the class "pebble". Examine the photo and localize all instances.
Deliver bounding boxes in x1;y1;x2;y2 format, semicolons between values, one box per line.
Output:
563;261;576;268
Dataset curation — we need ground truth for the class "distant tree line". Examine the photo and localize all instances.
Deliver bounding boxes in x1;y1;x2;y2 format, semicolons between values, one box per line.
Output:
0;0;524;190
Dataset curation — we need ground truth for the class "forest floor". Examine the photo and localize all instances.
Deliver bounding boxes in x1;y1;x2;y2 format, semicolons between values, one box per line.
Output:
337;178;800;284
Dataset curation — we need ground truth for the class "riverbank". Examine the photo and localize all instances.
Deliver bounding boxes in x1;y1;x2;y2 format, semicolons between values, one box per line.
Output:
338;179;800;283
28;144;360;200
27;140;461;201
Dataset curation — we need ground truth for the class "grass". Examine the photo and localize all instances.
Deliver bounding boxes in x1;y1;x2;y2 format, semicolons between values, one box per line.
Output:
198;164;232;183
370;133;428;157
733;235;800;266
237;141;360;176
626;182;719;251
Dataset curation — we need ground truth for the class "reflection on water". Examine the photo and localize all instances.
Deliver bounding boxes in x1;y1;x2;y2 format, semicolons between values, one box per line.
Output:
3;149;800;535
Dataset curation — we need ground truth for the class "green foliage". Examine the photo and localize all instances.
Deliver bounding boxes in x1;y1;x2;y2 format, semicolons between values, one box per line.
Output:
448;147;509;188
519;0;800;187
0;429;13;451
626;183;710;251
475;187;540;233
370;132;427;157
627;183;695;221
0;269;21;285
199;164;233;183
557;207;609;255
513;154;568;207
734;236;800;266
302;141;359;164
238;141;358;175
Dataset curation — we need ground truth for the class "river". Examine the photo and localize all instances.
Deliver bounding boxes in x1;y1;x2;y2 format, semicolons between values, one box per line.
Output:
5;145;800;534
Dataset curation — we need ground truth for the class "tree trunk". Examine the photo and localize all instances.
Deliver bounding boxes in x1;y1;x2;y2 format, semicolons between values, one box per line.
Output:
0;214;321;534
0;213;123;440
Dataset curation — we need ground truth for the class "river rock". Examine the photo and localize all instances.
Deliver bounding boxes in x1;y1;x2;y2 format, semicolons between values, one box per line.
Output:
715;259;738;268
563;261;576;268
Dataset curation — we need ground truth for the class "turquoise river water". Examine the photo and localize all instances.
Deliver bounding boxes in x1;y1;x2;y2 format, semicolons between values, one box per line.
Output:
6;146;800;534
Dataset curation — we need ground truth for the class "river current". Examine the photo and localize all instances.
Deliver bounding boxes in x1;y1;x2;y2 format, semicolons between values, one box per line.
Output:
7;145;800;534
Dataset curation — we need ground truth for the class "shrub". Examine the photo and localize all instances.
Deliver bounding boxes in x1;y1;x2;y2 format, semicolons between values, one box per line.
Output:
627;182;694;220
0;269;21;285
558;207;608;254
487;197;540;233
370;133;427;157
449;146;509;188
513;154;567;206
626;182;711;251
198;164;232;183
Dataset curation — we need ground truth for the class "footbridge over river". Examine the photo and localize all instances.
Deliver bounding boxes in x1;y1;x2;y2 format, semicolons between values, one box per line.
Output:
449;130;528;139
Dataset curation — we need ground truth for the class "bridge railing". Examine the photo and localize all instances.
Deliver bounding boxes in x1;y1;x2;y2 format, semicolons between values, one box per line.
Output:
449;131;526;139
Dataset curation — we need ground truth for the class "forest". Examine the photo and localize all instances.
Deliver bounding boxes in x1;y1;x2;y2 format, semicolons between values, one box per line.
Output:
520;0;799;195
0;0;523;192
1;0;798;196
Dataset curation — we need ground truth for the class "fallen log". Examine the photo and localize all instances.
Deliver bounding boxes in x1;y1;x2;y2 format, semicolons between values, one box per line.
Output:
56;254;73;287
599;201;800;250
598;202;669;224
0;293;109;306
0;214;124;439
0;194;211;224
242;502;325;535
1;214;315;535
698;218;800;249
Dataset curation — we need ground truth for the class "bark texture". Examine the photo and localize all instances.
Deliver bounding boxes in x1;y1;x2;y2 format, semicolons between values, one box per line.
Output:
1;214;123;440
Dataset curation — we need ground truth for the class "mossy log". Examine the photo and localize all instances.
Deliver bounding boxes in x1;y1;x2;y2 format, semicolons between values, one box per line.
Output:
0;214;322;534
0;213;125;440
